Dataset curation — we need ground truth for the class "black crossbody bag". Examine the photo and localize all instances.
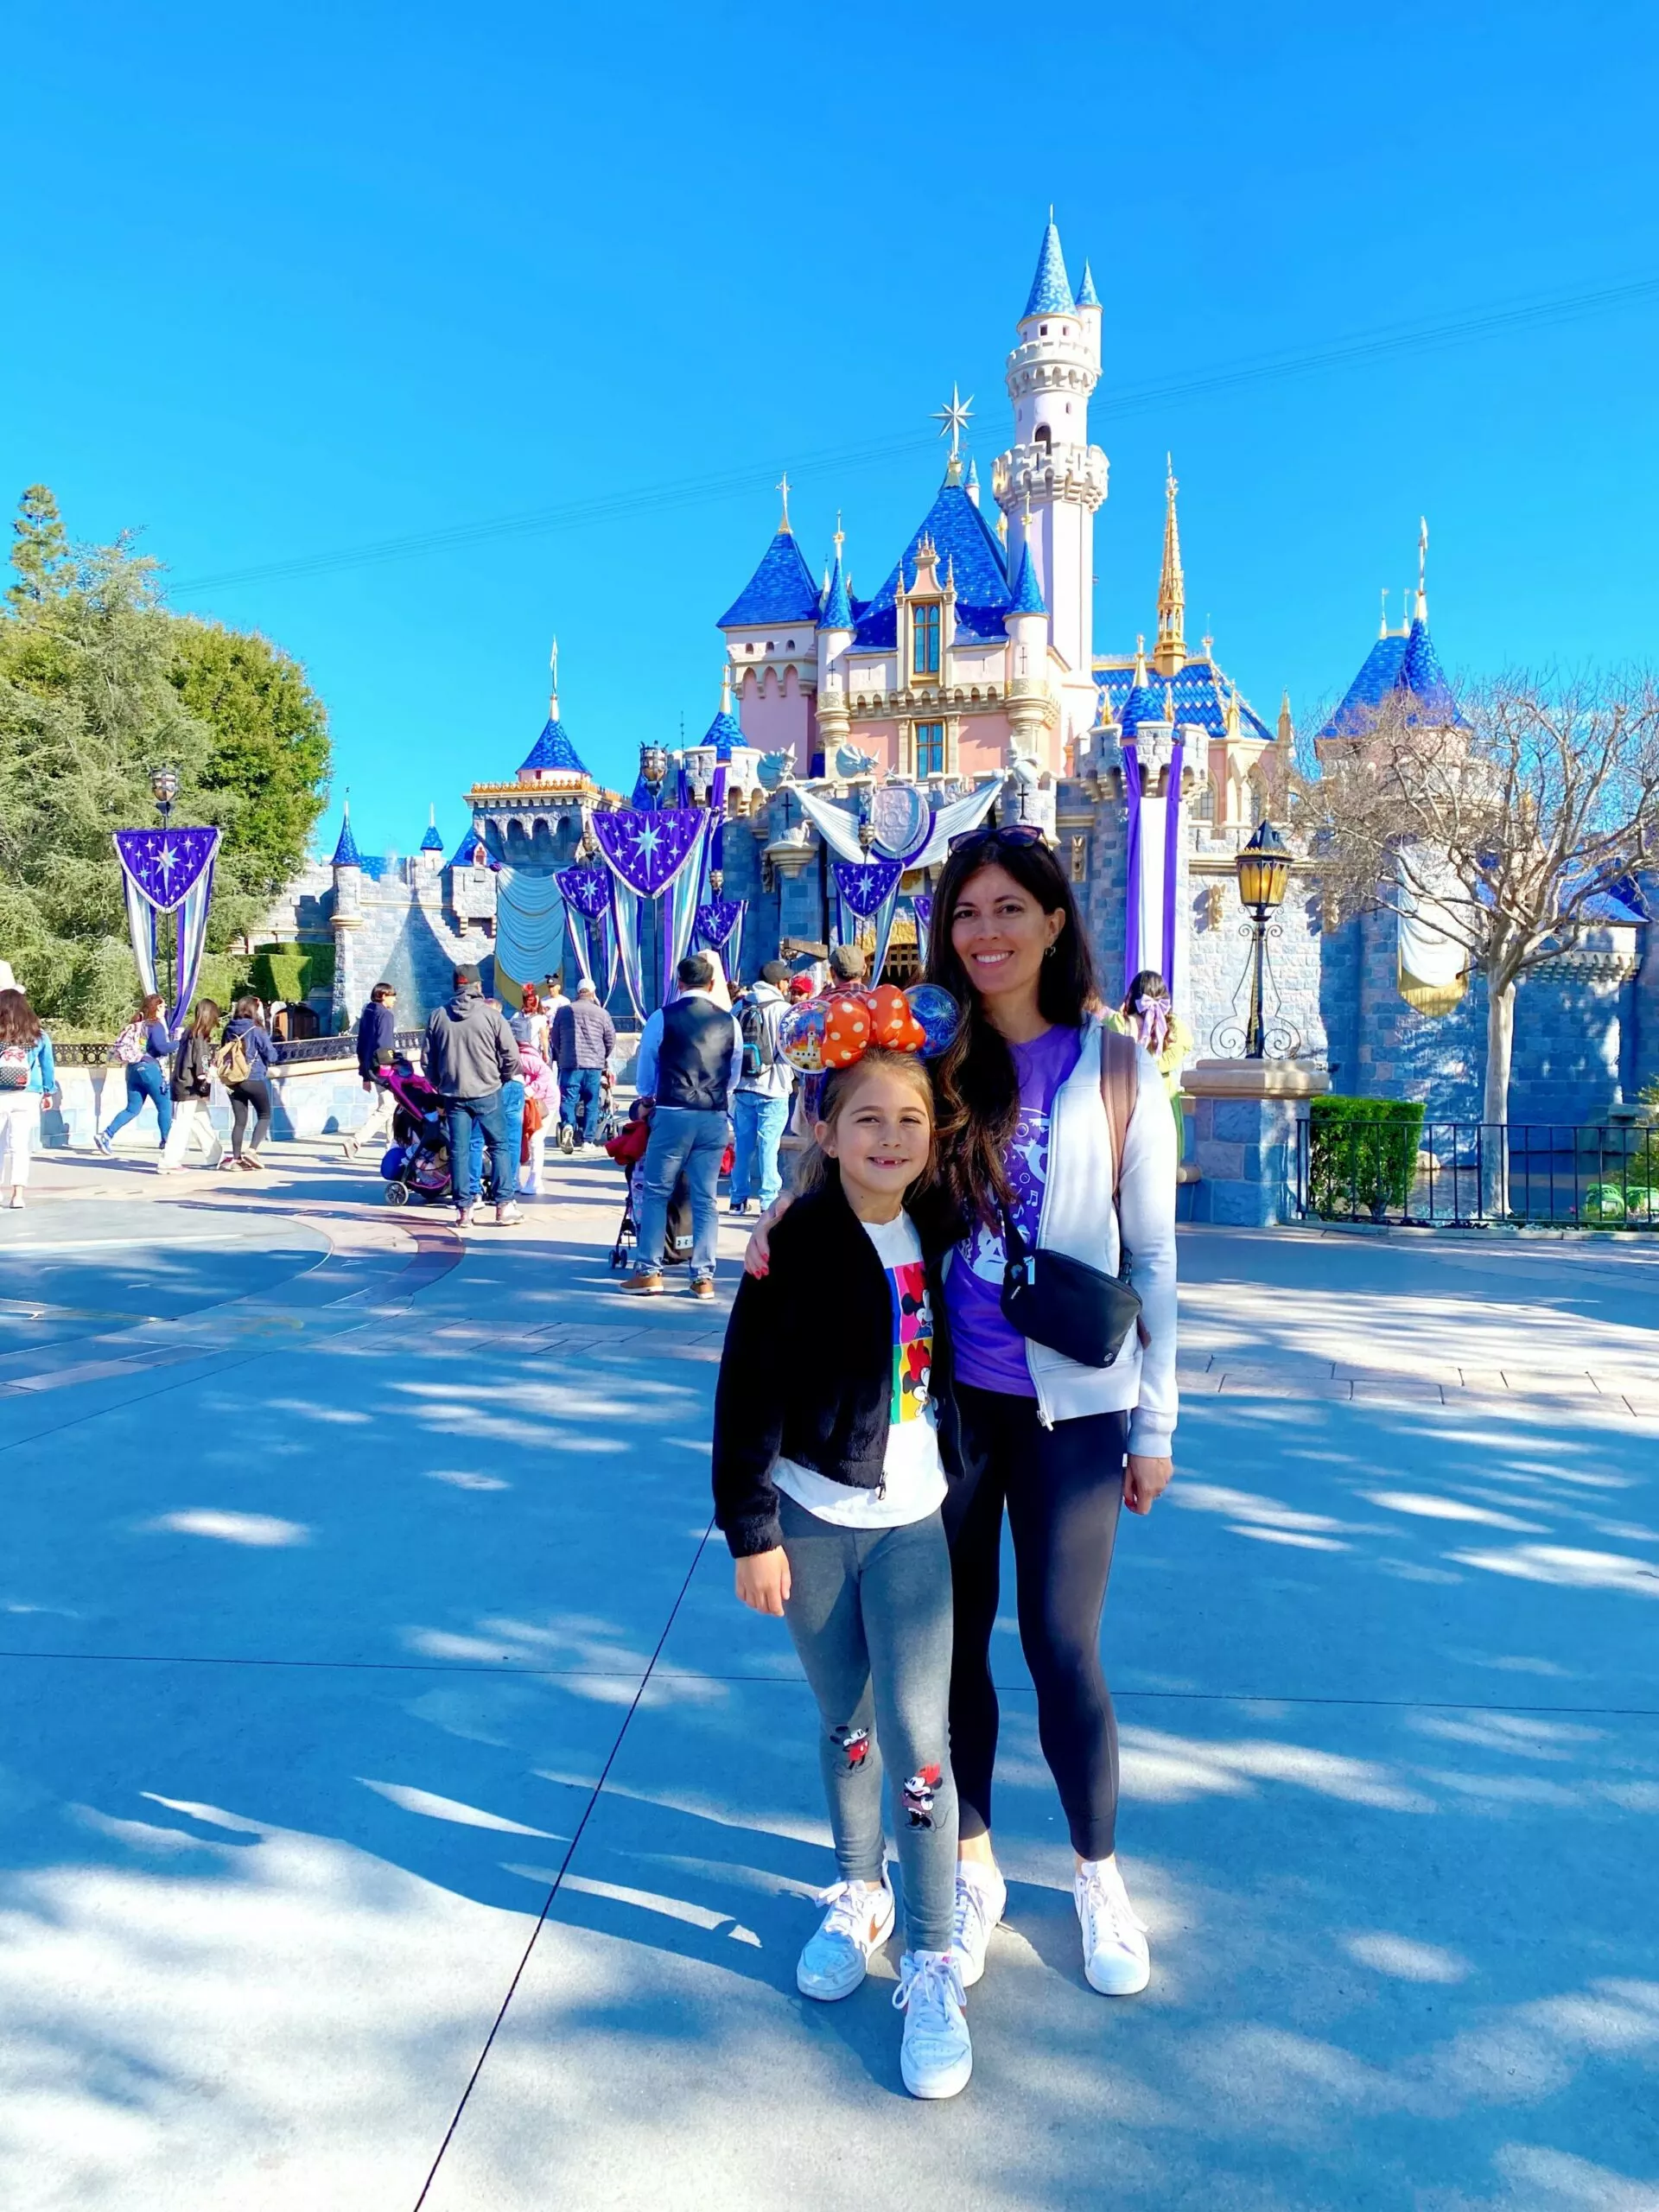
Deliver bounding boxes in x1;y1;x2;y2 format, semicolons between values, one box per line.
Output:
997;1027;1144;1370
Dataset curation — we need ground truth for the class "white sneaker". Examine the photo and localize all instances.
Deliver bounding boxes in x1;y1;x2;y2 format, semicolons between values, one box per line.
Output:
494;1201;524;1225
795;1876;895;2002
454;1201;476;1229
951;1862;1007;1989
1074;1857;1150;1995
92;1131;113;1157
893;1950;972;2100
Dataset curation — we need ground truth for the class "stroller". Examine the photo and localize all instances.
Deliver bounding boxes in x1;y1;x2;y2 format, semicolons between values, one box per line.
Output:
375;1060;453;1208
604;1106;694;1270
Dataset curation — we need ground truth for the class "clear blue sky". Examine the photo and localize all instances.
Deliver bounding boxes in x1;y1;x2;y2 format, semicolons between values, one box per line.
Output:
4;0;1656;861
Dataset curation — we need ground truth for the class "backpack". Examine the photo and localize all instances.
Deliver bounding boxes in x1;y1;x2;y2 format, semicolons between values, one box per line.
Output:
213;1028;254;1087
113;1020;149;1066
0;1044;29;1091
738;993;776;1083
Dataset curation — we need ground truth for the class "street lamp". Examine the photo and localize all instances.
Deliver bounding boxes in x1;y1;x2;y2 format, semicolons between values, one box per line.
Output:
1234;819;1290;1058
150;764;181;827
639;743;669;799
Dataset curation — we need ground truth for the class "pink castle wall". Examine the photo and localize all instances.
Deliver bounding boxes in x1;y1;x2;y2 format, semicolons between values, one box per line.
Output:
738;667;817;774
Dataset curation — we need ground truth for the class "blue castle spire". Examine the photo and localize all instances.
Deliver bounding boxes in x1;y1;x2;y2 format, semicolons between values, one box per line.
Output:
1008;539;1046;616
330;804;361;868
1075;259;1100;308
1022;214;1073;320
821;542;854;631
419;804;444;852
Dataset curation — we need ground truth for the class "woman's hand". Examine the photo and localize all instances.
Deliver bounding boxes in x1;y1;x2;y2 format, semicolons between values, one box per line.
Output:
743;1191;795;1278
1123;1454;1173;1516
734;1548;791;1615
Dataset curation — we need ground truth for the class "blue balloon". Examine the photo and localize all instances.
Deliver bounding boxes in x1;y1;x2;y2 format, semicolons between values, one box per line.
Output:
905;982;962;1059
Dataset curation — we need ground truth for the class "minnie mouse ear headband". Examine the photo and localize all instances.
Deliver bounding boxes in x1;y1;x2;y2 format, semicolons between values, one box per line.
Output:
778;982;962;1075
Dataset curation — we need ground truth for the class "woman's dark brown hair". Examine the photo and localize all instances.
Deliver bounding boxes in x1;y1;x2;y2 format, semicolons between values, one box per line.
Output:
141;993;163;1021
924;832;1098;1229
190;999;221;1041
0;989;41;1048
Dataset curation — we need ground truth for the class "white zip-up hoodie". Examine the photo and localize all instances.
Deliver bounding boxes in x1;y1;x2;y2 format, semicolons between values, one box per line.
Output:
946;1019;1179;1454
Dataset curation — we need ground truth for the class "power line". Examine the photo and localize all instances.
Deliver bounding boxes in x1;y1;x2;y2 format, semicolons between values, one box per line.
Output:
169;268;1659;599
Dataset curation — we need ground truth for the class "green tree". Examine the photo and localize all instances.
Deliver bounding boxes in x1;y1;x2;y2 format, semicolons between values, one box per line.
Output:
0;488;333;1029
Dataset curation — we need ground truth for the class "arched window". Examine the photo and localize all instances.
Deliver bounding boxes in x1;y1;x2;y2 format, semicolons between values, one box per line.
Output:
1034;424;1052;454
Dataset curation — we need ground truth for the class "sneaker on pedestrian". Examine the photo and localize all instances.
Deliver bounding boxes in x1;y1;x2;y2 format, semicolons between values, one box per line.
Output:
625;1268;664;1296
1074;1856;1150;1996
893;1949;972;2100
494;1201;524;1226
690;1274;715;1300
728;1197;751;1216
92;1130;113;1157
454;1200;477;1229
796;1875;895;2002
239;1153;264;1172
5;1191;24;1210
951;1860;1007;1989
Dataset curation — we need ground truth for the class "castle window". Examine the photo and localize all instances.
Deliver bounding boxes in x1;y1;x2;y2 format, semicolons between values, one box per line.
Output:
912;602;941;679
1034;424;1052;454
786;639;795;649
1040;323;1049;335
915;721;945;776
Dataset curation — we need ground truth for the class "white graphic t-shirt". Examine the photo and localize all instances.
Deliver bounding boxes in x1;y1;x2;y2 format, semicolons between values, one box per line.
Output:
773;1211;945;1529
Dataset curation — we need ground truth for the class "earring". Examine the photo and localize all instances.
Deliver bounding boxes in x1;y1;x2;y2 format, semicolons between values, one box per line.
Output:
1043;944;1058;959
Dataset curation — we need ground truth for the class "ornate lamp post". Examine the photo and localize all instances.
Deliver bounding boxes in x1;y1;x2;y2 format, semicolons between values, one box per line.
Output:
639;744;669;802
1234;819;1291;1058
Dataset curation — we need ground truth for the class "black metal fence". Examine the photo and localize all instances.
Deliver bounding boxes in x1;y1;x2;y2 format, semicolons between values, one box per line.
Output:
53;1028;426;1070
1296;1117;1659;1230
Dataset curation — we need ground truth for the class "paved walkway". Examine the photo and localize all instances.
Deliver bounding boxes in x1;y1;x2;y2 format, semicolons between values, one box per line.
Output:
0;1146;1655;2211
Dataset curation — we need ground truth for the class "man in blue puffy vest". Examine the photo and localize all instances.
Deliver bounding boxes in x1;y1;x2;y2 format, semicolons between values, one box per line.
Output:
626;952;741;1300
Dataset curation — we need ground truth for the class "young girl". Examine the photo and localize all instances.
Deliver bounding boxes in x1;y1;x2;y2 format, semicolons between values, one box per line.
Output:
712;1043;972;2101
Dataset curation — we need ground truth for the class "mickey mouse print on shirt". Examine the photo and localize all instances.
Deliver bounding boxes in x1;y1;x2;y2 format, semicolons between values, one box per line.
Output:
889;1260;933;1424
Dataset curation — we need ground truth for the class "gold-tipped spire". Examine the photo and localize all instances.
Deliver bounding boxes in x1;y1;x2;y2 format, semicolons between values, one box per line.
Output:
1133;633;1149;685
1153;456;1186;676
549;635;559;716
776;471;791;531
1416;515;1429;625
1278;690;1294;746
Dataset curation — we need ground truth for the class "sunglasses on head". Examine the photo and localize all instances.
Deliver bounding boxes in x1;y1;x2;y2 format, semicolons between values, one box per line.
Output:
946;823;1047;856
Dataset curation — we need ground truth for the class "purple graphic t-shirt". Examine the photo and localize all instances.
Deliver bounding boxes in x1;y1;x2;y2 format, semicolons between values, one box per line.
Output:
944;1024;1084;1395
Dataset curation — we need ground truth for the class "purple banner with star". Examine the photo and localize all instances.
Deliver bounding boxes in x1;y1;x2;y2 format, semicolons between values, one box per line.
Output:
113;827;219;913
112;824;221;1035
590;807;706;899
831;857;902;918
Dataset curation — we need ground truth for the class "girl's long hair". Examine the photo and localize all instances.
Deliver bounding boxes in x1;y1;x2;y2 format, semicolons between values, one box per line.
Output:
190;999;221;1041
791;1048;936;1201
0;989;41;1048
925;835;1098;1228
140;993;163;1020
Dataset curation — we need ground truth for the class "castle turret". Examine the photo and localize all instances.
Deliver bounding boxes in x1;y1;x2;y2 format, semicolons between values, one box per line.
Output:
993;216;1109;759
1152;459;1187;677
329;802;364;1027
815;521;856;767
718;479;821;775
1004;538;1050;760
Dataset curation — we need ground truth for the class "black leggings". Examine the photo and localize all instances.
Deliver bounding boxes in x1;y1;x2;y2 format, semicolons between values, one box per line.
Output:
229;1080;272;1156
944;1385;1128;1861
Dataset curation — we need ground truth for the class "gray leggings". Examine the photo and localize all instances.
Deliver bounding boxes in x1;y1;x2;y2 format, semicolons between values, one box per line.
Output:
779;1493;958;1955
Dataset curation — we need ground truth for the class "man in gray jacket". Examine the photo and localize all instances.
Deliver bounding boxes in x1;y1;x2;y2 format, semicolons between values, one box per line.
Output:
551;978;616;1149
423;965;524;1228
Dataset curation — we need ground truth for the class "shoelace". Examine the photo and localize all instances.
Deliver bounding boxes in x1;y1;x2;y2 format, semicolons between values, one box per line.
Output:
892;1950;967;2021
814;1878;885;1945
1078;1867;1147;1950
951;1877;996;1959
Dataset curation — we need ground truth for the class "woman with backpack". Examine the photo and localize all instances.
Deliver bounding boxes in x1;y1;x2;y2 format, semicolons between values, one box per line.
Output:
728;960;795;1216
217;997;280;1170
158;1001;224;1173
94;994;174;1157
0;987;57;1209
745;828;1179;2005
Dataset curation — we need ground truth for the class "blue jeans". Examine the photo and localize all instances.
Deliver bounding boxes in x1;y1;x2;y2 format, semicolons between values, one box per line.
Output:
561;1066;604;1144
468;1080;524;1201
731;1090;789;1207
447;1090;517;1206
105;1061;173;1146
634;1105;727;1281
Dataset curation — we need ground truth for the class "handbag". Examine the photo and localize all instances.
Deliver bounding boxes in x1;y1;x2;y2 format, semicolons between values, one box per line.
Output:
998;1027;1144;1370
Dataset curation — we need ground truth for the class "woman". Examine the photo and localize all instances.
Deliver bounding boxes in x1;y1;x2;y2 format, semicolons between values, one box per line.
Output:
749;827;1178;1999
219;997;280;1170
0;987;57;1209
516;1039;559;1196
159;1001;223;1173
1109;969;1192;1155
95;994;174;1156
512;985;552;1062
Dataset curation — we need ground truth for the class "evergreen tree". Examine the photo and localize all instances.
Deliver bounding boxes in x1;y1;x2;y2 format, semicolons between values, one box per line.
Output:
6;486;72;610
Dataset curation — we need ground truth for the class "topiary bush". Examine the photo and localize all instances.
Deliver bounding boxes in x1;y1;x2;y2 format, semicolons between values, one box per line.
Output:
1307;1096;1428;1222
247;941;334;1005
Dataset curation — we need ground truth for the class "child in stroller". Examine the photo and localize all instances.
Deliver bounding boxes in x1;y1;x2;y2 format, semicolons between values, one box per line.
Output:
374;1060;453;1207
604;1101;694;1270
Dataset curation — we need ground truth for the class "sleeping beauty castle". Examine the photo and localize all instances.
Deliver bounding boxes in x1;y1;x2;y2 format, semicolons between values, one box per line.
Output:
276;217;1654;1136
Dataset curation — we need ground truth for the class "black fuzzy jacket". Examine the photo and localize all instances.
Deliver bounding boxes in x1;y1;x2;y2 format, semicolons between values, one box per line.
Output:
711;1173;961;1559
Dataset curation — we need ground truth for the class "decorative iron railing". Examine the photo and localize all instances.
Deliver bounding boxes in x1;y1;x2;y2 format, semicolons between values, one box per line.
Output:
52;1029;426;1069
1295;1117;1659;1230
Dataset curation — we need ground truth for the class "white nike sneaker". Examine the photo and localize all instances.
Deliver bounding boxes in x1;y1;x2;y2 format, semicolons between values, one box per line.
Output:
1074;1856;1150;1995
951;1861;1007;1989
893;1949;972;2100
796;1875;895;2001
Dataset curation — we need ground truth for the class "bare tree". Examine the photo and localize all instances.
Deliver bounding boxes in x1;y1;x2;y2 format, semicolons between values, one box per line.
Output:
1294;671;1659;1135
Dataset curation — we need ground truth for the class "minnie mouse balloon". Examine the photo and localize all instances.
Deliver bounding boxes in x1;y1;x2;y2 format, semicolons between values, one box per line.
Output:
778;1000;827;1072
904;982;963;1058
821;994;873;1069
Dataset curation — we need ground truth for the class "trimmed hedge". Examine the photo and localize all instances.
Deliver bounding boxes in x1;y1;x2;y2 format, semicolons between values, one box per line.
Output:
247;940;335;1005
1307;1096;1427;1222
